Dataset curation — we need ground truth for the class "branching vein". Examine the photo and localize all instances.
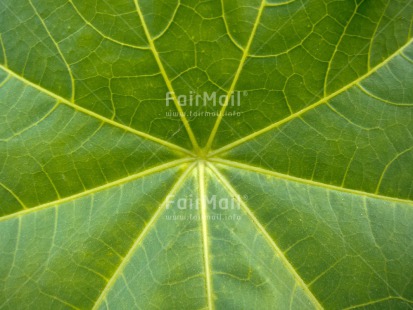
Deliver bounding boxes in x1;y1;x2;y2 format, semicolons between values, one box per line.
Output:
209;38;413;156
133;0;201;152
0;64;194;156
208;162;324;310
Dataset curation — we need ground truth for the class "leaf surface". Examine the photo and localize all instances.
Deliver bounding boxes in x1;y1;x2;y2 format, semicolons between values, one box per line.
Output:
1;0;413;309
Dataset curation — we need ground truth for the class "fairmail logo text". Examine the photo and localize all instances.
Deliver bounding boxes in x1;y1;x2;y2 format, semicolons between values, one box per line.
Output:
166;91;246;107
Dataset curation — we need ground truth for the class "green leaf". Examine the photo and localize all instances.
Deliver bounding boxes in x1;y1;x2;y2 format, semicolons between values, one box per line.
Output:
1;0;412;309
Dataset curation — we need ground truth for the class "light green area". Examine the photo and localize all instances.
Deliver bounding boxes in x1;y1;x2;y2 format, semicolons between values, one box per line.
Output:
0;0;412;309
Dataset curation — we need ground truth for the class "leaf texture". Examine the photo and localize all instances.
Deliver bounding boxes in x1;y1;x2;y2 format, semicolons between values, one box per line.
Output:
0;0;412;309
